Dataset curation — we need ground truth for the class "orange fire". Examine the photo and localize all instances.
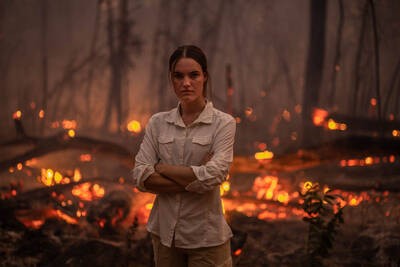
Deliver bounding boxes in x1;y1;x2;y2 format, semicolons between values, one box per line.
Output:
13;110;22;120
252;175;293;205
127;120;142;133
71;182;105;201
79;154;92;162
254;150;274;160
312;108;328;126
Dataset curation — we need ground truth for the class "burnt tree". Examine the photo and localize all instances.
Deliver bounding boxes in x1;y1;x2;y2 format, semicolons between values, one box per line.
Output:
302;0;327;147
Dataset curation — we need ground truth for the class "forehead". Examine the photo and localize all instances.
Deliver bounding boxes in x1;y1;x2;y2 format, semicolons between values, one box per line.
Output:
173;57;202;72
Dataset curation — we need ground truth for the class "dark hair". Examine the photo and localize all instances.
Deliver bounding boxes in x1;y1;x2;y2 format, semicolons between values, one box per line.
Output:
169;45;210;97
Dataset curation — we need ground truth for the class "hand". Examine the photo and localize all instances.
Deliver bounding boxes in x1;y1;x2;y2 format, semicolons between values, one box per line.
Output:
154;162;164;174
201;152;214;165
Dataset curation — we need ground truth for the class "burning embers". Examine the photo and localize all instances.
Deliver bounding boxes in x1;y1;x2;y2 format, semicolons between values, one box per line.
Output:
313;108;347;131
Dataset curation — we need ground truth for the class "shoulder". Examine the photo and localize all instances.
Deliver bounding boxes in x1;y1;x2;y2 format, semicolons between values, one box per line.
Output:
148;108;176;124
212;107;235;125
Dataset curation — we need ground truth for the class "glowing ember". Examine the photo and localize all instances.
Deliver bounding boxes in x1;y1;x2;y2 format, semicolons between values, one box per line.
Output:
234;249;242;256
220;181;230;196
392;130;400;137
252;175;292;205
73;168;82;182
254;150;274;160
127;120;142;133
340;155;397;167
327;118;347;131
79;154;92;162
13;110;22;120
312;108;328;126
38;109;45;119
62;119;77;129
72;182;105;201
16;163;23;170
68;129;76;138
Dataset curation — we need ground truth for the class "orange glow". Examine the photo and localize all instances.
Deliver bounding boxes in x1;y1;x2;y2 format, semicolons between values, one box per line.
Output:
312;108;328;126
62;120;77;129
56;210;78;224
327;119;347;131
235;117;242;123
254;150;274;160
370;98;377;106
220;181;231;196
282;109;291;121
72;182;105;201
365;157;373;165
244;107;253;117
145;203;153;210
253;175;292;205
127;120;142;133
294;104;302;114
54;171;63;184
13;110;22;120
79;154;92;162
38;109;45;119
257;142;267;151
68;129;76;138
392;130;400;137
17;163;23;170
234;249;242;256
73;168;82;182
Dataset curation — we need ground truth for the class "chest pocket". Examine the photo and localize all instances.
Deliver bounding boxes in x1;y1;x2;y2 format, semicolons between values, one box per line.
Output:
158;135;174;161
191;135;212;157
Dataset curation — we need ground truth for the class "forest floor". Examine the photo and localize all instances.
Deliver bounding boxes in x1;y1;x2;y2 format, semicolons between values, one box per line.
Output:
0;135;400;266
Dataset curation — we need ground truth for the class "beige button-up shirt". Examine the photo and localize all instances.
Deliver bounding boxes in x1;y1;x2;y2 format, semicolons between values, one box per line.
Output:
132;101;236;249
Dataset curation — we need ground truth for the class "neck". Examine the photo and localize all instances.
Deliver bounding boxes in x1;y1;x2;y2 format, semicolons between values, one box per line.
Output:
180;99;206;116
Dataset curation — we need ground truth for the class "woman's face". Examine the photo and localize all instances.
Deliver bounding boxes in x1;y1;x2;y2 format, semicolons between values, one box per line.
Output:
171;57;207;104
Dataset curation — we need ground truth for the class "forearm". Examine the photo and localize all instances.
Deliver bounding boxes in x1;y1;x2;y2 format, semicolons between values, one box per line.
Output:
155;163;197;188
144;172;186;193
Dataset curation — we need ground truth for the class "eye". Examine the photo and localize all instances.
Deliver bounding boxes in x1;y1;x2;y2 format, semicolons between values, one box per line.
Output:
189;72;200;79
172;72;184;79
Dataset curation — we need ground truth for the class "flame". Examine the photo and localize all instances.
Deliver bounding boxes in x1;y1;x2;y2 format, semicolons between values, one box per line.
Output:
68;129;76;138
71;182;105;201
38;109;45;119
327;119;347;131
73;168;82;182
340;155;396;167
370;98;377;106
312;108;328;126
252;175;292;205
393;130;400;137
220;181;230;196
127;120;142;133
254;150;274;160
62;120;77;129
17;163;23;171
13;110;22;120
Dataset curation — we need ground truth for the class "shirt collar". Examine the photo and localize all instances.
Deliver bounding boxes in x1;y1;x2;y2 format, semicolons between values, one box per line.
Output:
165;101;214;127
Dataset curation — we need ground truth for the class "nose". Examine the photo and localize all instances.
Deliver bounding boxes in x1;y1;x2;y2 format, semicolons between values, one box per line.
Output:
183;76;191;87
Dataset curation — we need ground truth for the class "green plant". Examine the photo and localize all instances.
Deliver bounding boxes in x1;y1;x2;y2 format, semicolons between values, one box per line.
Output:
300;182;344;266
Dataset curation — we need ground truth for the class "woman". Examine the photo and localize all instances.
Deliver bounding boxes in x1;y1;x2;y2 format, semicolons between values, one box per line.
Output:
132;45;236;267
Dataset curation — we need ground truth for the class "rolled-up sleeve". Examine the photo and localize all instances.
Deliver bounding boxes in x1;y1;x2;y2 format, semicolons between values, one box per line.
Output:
132;116;159;192
186;117;236;193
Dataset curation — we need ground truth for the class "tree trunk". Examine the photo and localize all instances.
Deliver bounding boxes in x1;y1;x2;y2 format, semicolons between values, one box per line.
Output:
40;0;48;135
301;0;327;147
327;0;344;108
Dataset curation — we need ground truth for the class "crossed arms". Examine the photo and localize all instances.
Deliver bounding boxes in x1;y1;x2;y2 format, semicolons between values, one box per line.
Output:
143;153;213;194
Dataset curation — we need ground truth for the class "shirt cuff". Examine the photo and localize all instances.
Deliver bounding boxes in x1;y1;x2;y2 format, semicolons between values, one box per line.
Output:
185;166;208;193
136;165;155;192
